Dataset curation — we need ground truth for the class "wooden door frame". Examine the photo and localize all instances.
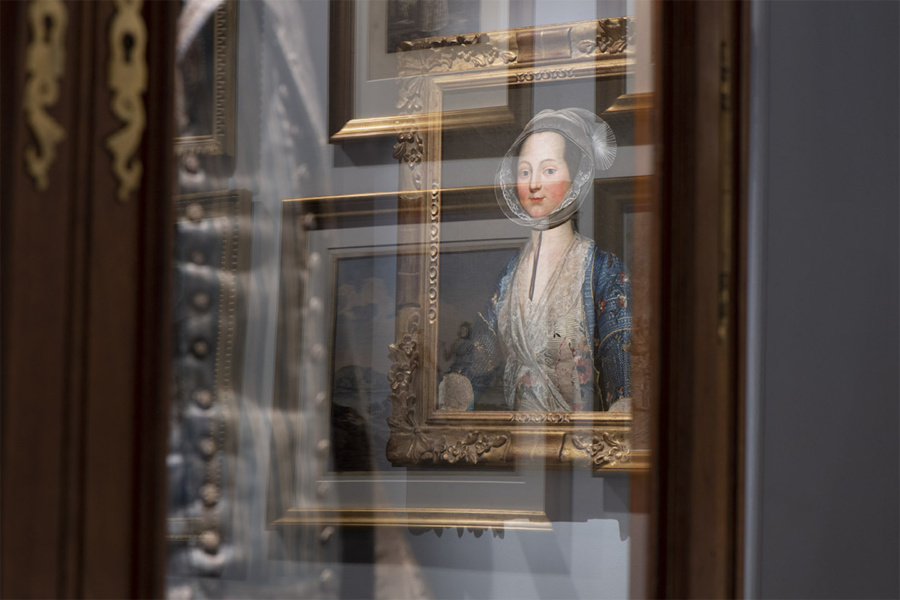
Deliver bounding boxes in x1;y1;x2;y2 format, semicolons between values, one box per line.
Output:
1;1;178;597
645;1;750;598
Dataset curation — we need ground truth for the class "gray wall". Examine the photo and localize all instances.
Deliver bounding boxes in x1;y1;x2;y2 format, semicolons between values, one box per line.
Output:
748;2;900;598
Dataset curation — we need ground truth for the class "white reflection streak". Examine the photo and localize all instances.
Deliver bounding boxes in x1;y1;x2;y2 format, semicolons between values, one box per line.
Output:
177;0;224;62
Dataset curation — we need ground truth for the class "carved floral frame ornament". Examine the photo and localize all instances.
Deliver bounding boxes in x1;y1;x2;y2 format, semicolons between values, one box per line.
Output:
385;18;649;472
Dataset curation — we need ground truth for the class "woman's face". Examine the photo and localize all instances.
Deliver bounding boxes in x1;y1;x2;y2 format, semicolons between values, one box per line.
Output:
516;131;572;219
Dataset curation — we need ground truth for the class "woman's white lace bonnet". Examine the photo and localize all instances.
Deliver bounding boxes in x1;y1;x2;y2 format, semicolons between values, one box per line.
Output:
495;108;617;230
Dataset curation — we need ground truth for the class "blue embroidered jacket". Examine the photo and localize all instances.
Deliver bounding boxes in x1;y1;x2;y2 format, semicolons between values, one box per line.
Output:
447;242;632;411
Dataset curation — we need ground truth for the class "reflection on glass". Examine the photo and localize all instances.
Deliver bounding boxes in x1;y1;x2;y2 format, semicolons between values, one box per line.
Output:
329;253;396;472
168;1;654;598
387;0;482;52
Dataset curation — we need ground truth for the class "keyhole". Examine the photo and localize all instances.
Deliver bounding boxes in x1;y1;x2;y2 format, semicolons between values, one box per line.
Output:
122;32;135;62
43;15;54;42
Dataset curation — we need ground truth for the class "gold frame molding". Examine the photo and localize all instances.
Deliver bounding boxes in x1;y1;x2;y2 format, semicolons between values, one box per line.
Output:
273;507;550;532
175;0;237;157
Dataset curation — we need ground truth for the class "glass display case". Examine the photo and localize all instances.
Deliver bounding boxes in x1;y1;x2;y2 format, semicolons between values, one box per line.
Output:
166;2;661;598
1;1;748;598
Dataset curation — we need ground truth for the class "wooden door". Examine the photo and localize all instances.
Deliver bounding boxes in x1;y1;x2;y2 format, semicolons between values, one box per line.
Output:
1;1;178;597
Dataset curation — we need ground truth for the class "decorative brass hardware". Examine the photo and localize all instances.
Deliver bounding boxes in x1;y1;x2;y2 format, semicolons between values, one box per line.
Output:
24;0;67;191
106;0;147;202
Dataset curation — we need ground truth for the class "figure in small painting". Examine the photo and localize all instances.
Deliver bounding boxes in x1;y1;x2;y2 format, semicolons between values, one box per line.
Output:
441;321;474;361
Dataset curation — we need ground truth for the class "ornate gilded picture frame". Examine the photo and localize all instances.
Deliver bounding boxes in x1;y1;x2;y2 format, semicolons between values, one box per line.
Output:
175;0;238;157
382;17;650;471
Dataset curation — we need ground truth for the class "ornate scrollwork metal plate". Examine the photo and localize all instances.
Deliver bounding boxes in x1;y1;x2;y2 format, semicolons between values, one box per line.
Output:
106;0;147;202
24;0;68;191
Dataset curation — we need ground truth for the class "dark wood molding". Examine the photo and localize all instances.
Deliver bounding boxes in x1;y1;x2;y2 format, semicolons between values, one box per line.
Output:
651;1;747;598
1;1;178;597
130;1;179;596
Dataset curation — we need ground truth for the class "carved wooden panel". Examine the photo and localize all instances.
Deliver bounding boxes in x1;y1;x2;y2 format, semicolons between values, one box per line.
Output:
1;1;178;597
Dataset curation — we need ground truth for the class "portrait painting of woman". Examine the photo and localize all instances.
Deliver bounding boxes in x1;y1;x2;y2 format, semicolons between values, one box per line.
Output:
439;108;632;412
